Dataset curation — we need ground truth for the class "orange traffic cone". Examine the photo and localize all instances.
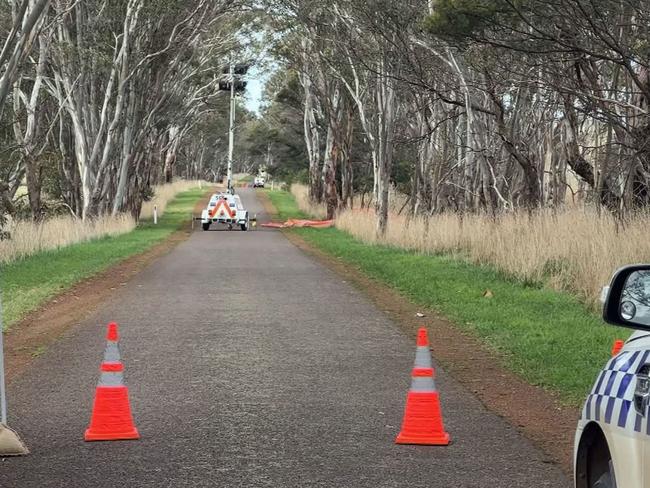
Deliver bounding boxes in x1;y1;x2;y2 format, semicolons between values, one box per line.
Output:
611;339;624;357
413;327;433;372
396;327;450;446
84;322;139;442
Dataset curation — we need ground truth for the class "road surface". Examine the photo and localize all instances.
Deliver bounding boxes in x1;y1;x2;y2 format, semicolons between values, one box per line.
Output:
0;189;569;487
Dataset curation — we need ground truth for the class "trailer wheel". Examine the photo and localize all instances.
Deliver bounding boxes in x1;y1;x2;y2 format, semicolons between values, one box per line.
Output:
202;223;210;231
240;223;248;231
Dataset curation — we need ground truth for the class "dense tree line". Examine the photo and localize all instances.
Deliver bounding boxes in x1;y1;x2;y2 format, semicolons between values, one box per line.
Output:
0;0;265;231
2;0;649;238
264;0;650;235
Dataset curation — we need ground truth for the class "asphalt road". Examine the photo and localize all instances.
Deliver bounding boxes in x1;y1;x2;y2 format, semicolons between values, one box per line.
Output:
0;189;570;487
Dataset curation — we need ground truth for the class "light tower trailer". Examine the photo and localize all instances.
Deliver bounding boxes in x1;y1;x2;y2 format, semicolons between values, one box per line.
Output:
197;192;249;231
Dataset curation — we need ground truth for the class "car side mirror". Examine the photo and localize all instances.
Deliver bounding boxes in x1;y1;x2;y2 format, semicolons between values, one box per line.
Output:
603;264;650;330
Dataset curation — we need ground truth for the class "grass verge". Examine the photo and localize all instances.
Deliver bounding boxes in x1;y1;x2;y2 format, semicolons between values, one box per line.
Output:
2;188;206;330
267;189;623;405
266;189;309;220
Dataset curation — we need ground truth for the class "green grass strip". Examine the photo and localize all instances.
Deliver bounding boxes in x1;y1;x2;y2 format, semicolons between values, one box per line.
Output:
268;189;625;405
1;187;206;330
265;188;309;220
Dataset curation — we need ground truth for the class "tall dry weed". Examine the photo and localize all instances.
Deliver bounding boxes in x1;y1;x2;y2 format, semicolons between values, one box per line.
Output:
0;214;136;264
290;184;328;220
140;180;206;220
1;180;203;264
336;207;650;309
290;184;647;309
290;182;423;221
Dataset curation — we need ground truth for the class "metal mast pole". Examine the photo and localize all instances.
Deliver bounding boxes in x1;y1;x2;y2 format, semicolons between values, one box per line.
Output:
0;283;28;456
0;290;7;424
227;63;236;193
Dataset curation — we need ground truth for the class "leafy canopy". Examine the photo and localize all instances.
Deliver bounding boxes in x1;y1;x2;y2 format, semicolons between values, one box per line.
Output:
425;0;520;39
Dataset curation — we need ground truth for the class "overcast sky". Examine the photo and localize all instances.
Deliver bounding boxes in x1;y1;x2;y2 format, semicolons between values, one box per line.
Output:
244;63;265;115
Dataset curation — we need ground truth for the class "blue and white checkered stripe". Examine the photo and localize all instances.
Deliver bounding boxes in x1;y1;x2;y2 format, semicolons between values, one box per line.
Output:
583;350;650;433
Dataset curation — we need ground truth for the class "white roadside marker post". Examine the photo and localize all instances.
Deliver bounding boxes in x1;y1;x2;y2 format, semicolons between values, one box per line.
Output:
153;205;158;225
0;292;28;456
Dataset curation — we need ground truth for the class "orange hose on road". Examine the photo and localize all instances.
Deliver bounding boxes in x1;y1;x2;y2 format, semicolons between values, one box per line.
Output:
261;219;335;229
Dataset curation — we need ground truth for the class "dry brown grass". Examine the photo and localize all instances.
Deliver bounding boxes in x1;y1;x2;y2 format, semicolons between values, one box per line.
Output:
336;207;650;309
140;180;206;220
290;184;647;309
290;184;328;220
1;180;203;264
290;183;408;217
0;214;136;264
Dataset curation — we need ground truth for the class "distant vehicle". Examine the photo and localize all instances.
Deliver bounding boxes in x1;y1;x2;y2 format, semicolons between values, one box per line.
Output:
198;192;249;231
253;176;265;188
575;264;650;488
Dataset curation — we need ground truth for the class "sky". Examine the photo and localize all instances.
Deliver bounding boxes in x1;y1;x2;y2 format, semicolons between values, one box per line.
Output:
241;28;279;116
244;64;267;115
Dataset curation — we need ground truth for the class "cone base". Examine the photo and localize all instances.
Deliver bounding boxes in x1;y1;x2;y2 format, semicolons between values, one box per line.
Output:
0;424;29;456
85;385;139;442
396;431;450;446
396;391;450;446
84;428;140;442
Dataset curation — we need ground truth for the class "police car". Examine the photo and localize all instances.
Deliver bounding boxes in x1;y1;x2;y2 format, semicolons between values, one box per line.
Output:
575;264;650;488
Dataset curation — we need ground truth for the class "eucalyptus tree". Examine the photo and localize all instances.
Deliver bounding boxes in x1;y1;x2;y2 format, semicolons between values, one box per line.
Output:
42;0;242;219
324;0;430;232
299;37;323;202
0;0;51;221
264;2;325;202
425;0;650;212
271;0;406;230
7;0;650;240
0;0;258;233
12;24;50;220
0;0;50;115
